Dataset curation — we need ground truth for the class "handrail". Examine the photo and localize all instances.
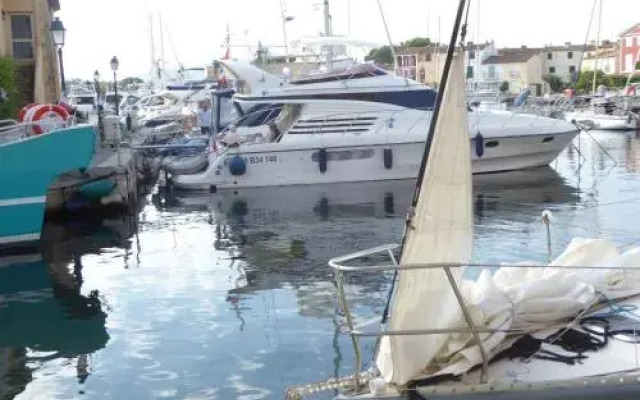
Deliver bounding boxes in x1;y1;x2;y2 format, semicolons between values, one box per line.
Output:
330;215;640;391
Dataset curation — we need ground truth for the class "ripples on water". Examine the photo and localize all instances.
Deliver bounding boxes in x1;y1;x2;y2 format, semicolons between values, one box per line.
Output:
2;131;640;399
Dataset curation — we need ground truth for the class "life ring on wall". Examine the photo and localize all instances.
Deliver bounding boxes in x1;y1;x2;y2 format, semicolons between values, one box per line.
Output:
17;103;37;122
25;104;70;135
627;86;637;96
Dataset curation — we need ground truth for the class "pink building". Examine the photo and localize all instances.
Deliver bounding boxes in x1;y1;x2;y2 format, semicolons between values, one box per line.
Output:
619;23;640;75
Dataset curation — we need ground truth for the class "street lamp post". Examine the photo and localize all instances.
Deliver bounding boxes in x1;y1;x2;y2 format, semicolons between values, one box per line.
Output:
94;70;104;142
50;18;67;96
110;56;120;115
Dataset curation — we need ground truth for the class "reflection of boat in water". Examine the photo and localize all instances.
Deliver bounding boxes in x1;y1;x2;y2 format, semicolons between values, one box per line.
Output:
159;167;577;224
176;179;416;222
153;169;577;297
0;254;109;398
0;256;109;353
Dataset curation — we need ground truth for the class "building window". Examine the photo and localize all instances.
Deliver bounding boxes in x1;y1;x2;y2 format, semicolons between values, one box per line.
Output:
469;51;476;60
488;65;496;79
626;37;633;47
426;53;432;62
466;66;474;79
10;15;34;60
568;51;573;59
626;53;634;72
569;66;576;73
547;53;553;60
549;66;556;74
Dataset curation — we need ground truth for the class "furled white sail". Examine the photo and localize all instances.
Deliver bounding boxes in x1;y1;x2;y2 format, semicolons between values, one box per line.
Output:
375;53;473;385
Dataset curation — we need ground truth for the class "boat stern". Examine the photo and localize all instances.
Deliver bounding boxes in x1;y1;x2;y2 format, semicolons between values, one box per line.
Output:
0;125;96;248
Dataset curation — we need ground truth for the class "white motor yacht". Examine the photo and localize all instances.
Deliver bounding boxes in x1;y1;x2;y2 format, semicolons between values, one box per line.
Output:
172;60;579;191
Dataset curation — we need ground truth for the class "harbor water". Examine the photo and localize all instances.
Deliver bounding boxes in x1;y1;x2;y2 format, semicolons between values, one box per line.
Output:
2;130;640;399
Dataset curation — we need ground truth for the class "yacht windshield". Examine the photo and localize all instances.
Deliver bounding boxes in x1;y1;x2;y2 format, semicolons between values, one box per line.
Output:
219;96;241;127
71;96;95;105
290;63;387;85
182;68;207;82
105;94;122;105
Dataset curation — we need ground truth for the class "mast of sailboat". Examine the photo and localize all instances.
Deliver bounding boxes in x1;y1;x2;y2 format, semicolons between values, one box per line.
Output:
379;0;470;329
592;0;603;94
279;0;290;62
323;0;333;69
159;12;166;76
409;1;469;238
375;0;397;73
147;10;155;72
347;0;351;36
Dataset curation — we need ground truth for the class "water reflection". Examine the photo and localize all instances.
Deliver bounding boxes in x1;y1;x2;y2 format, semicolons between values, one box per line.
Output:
0;216;137;399
153;169;579;318
0;255;108;398
7;131;640;399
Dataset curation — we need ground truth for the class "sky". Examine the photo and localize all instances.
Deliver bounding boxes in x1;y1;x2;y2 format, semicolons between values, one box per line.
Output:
57;0;640;80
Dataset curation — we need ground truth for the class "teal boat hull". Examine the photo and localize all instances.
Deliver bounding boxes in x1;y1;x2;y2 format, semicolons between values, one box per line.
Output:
0;125;95;247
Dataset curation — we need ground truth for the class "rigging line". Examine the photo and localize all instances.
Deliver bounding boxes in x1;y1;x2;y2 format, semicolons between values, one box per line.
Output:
575;0;598;88
592;0;603;94
375;0;397;72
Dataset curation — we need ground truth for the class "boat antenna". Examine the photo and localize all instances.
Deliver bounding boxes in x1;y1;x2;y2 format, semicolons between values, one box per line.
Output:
375;0;397;72
380;0;471;325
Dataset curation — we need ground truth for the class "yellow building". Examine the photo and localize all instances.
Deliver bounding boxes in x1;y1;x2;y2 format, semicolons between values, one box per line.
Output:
0;0;61;104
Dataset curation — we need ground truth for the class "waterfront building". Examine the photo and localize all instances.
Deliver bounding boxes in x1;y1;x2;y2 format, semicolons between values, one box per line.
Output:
0;0;61;103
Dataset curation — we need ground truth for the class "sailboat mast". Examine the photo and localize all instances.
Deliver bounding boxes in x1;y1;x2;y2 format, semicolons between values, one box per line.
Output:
347;0;351;36
375;0;397;74
159;13;166;75
592;0;603;94
323;0;333;69
148;13;156;71
279;0;289;62
411;0;469;208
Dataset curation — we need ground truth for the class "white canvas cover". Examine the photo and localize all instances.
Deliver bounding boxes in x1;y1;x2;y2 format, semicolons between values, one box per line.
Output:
421;238;640;379
375;53;473;385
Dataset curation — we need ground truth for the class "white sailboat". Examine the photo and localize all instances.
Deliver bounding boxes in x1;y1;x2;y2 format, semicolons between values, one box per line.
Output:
564;0;639;131
287;1;640;399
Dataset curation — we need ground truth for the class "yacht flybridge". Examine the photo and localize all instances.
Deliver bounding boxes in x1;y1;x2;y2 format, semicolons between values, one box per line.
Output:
171;60;579;191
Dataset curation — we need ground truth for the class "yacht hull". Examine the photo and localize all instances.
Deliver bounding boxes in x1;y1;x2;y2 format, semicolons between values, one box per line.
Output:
564;113;638;130
0;126;95;248
341;383;640;400
172;130;578;190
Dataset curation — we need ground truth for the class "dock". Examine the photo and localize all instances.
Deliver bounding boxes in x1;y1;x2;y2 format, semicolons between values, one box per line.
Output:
46;129;139;215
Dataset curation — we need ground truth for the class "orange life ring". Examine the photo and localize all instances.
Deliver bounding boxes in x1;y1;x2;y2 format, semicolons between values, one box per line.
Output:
27;104;70;135
18;103;37;122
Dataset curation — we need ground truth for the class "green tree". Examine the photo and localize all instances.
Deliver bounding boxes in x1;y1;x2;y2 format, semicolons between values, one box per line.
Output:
499;81;509;93
575;70;608;93
365;46;394;66
0;57;18;119
400;37;431;47
120;77;144;87
542;74;566;93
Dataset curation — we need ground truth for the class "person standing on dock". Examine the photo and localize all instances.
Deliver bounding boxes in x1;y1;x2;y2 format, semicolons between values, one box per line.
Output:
197;100;212;136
